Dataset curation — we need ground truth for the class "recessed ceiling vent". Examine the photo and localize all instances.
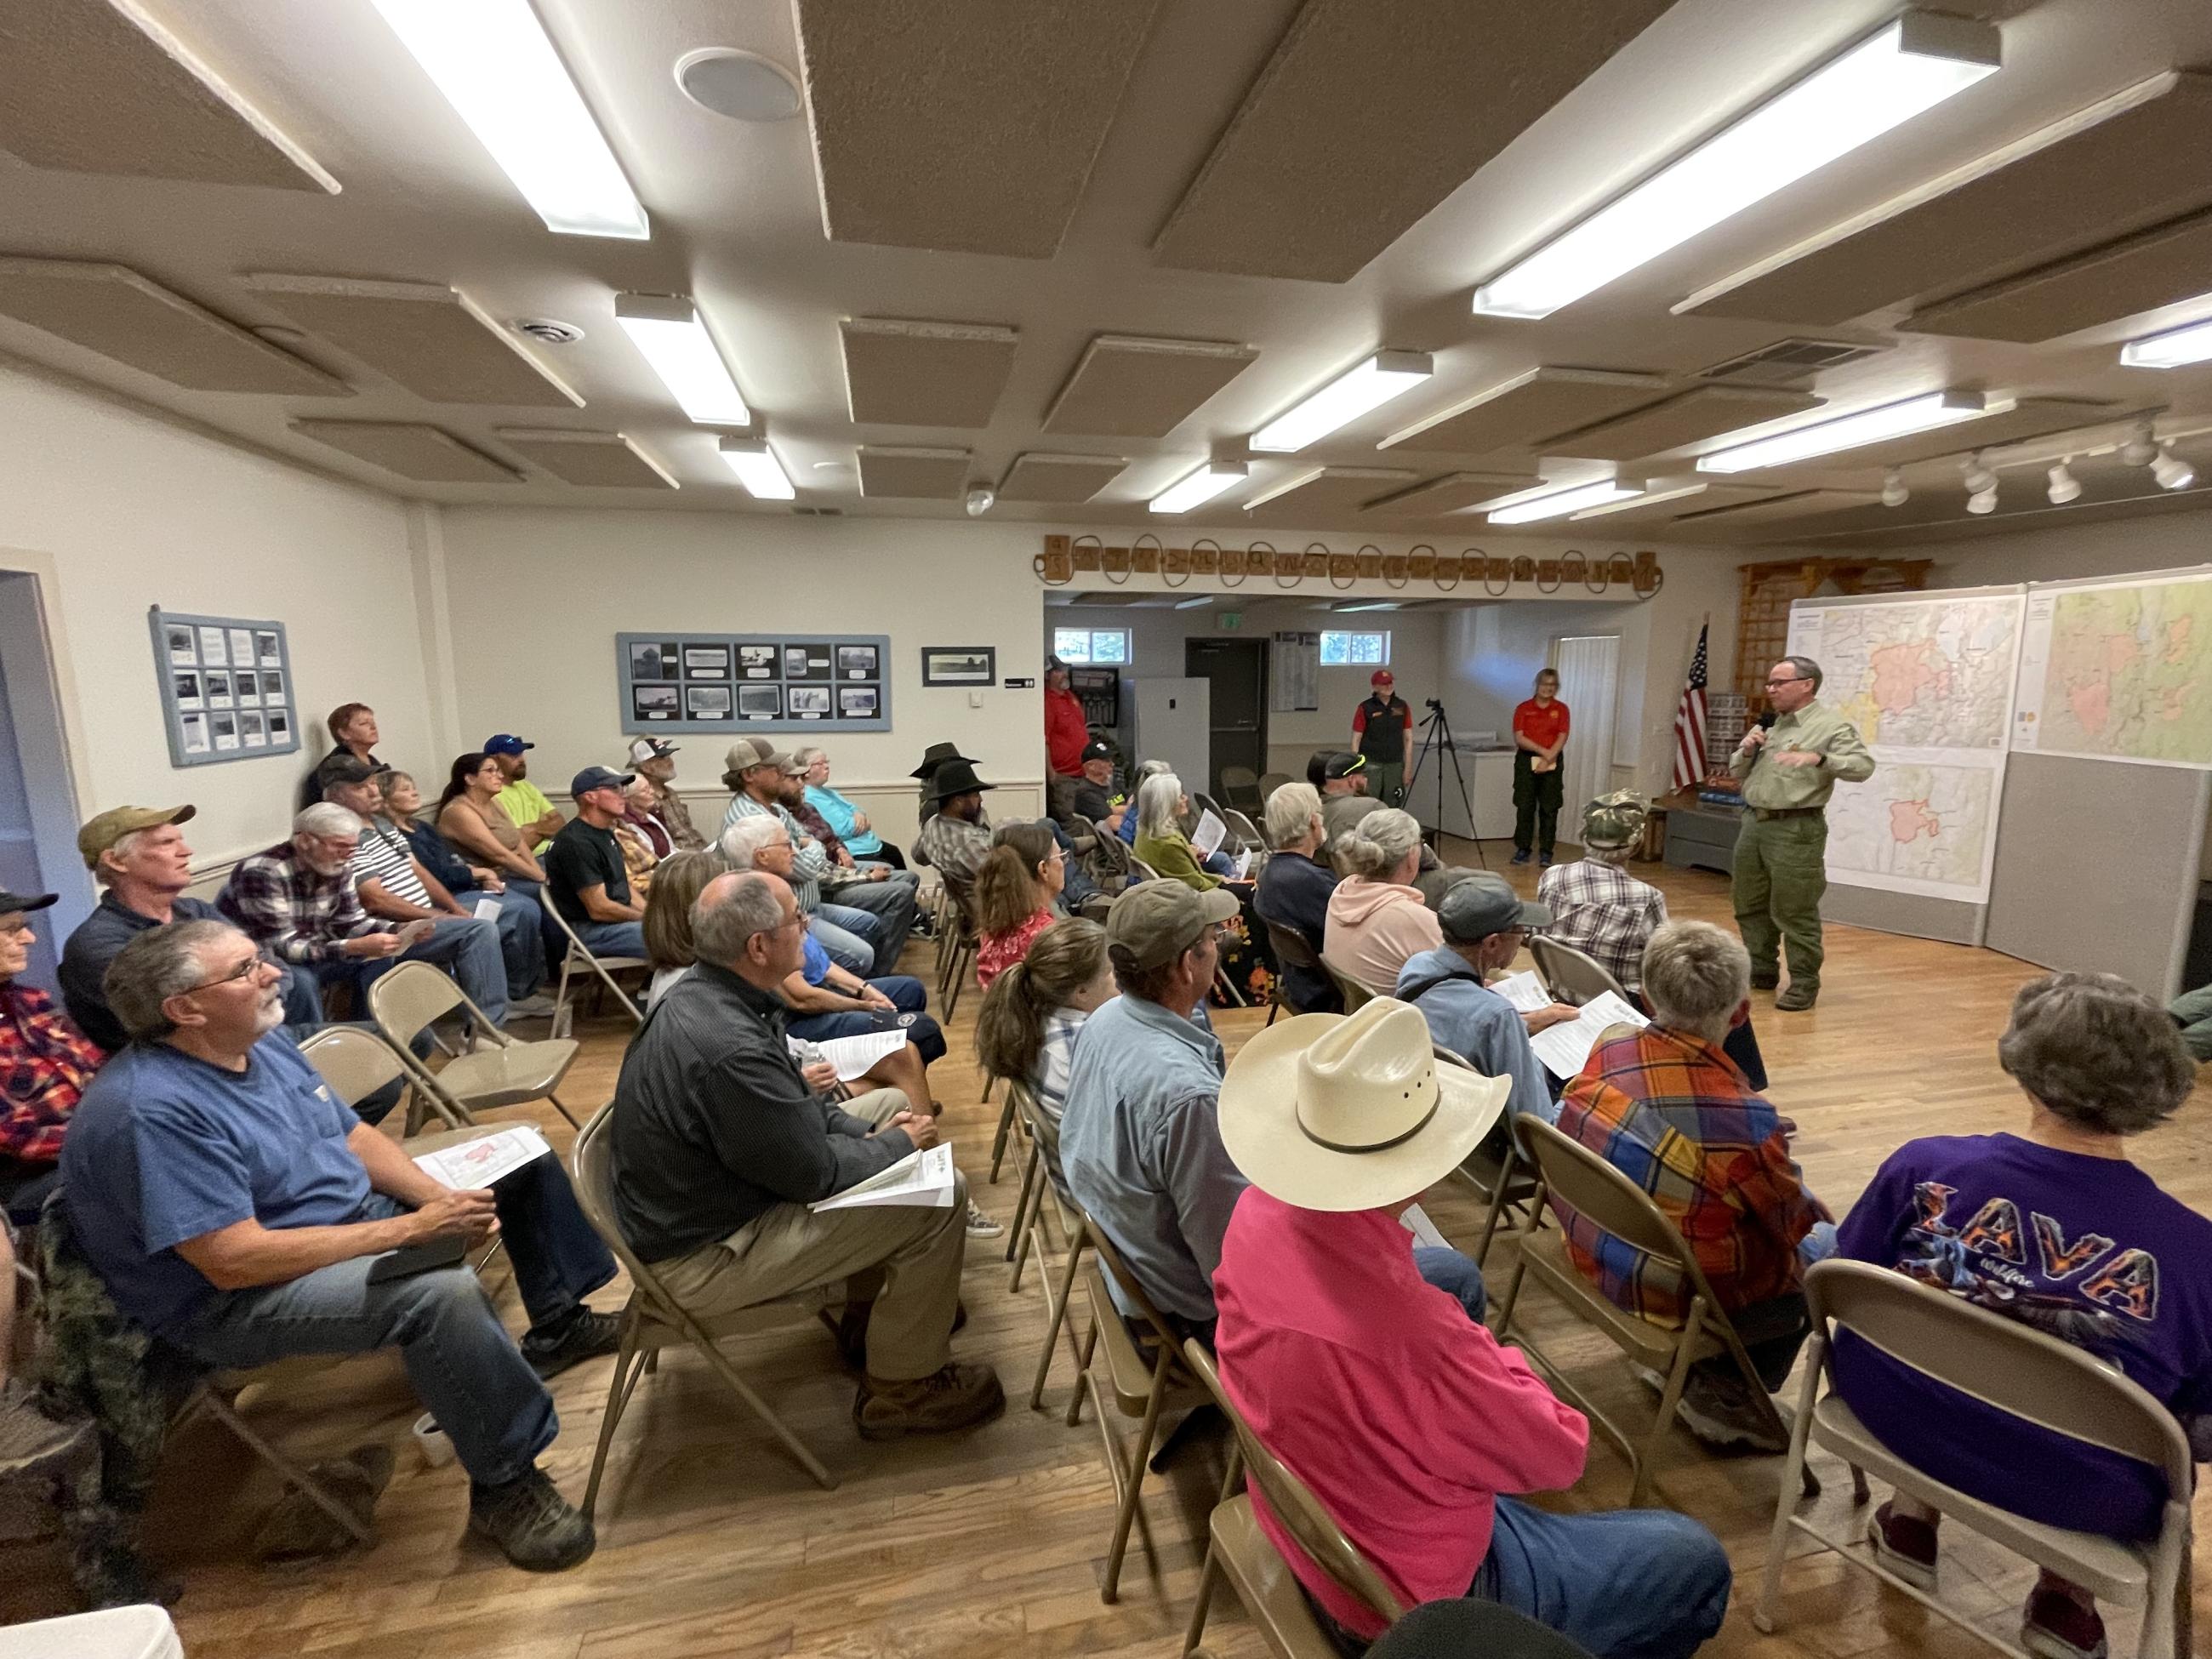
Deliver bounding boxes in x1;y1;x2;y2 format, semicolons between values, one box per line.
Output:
512;317;584;345
1700;338;1884;388
791;505;844;516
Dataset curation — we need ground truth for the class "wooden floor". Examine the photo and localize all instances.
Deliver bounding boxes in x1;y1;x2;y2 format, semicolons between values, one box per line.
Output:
6;842;2207;1656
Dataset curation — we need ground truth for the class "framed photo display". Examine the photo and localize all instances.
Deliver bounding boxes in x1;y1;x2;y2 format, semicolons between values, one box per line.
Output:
618;631;892;734
921;646;996;687
149;607;299;767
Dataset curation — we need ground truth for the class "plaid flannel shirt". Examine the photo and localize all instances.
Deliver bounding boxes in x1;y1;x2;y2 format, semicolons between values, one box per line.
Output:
915;810;993;883
1553;1023;1825;1325
0;982;104;1163
1536;856;1667;991
217;841;379;966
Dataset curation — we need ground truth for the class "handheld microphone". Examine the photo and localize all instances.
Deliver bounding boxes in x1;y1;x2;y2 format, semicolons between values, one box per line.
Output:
1757;710;1778;730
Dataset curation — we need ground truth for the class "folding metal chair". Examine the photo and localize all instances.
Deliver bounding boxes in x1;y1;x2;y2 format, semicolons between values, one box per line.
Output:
1219;767;1264;816
1256;917;1324;1027
1257;772;1291;799
1530;935;1632;1006
1326;964;1375;1012
295;1022;455;1133
367;961;585;1130
537;890;645;1038
935;868;980;1021
1432;1045;1539;1268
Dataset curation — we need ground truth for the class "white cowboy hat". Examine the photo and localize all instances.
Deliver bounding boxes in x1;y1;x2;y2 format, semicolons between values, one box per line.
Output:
1219;998;1511;1212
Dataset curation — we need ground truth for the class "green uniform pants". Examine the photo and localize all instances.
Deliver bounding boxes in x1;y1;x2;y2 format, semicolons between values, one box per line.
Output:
1365;759;1405;809
1732;812;1828;993
2170;983;2212;1063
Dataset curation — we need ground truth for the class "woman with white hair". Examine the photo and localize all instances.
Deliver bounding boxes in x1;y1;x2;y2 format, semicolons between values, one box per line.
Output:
1131;771;1275;1006
1321;807;1441;995
1254;782;1341;1014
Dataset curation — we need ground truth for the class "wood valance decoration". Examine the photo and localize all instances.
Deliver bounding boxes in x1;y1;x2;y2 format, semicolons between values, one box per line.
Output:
1033;535;1663;599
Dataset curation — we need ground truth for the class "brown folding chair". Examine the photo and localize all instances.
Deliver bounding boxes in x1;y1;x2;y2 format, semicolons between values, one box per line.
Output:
1326;964;1375;1012
1491;1113;1813;1507
367;961;585;1130
537;889;645;1038
1755;1260;2194;1659
1182;1340;1406;1657
1220;767;1264;815
1530;935;1632;1006
935;868;980;1019
1005;1086;1096;1420
1257;917;1325;1027
1431;1045;1539;1267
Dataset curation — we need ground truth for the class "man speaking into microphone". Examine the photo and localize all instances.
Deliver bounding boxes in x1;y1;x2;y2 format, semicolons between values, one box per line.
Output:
1728;656;1873;1012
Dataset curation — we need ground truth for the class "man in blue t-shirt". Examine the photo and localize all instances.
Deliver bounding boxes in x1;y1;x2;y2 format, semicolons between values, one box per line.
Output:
62;918;620;1572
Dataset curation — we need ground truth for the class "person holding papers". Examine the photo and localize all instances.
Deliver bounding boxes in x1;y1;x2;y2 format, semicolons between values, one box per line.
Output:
607;871;1003;1440
1394;875;1572;1126
61;919;614;1571
1554;921;1833;1451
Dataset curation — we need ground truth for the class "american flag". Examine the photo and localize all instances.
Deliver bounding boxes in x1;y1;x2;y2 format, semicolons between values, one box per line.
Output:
1673;624;1709;792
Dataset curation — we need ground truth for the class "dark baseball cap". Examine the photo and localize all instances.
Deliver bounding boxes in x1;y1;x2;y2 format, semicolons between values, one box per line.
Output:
1437;874;1552;944
318;754;393;789
0;888;58;916
484;734;534;755
571;766;634;797
1324;751;1368;781
1080;738;1115;764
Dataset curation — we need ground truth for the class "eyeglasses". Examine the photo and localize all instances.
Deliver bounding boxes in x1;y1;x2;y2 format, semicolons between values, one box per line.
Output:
189;955;262;994
1764;676;1802;687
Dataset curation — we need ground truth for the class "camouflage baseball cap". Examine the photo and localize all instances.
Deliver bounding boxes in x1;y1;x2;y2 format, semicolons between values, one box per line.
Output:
1581;790;1649;851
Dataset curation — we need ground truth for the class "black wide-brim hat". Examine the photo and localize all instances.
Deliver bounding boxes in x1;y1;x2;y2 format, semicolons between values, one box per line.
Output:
924;759;995;802
909;742;979;781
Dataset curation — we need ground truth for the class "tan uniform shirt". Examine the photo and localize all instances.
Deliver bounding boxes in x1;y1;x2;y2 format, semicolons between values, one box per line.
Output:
1728;698;1874;809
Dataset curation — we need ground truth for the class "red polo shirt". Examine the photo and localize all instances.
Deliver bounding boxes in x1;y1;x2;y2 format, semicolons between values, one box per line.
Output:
1045;686;1089;777
1513;697;1570;752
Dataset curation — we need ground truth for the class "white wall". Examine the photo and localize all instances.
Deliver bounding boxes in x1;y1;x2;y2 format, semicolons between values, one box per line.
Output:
1915;504;2212;590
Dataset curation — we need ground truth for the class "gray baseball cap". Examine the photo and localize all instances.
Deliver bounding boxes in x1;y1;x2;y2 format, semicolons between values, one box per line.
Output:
1105;881;1240;971
1437;873;1551;943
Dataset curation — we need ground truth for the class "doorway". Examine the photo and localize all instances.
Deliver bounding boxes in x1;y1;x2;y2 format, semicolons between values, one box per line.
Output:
0;570;85;990
1549;634;1620;850
1184;636;1268;800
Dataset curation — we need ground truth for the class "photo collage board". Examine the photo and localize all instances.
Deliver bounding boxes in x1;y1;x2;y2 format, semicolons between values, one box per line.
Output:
618;631;892;734
148;607;301;767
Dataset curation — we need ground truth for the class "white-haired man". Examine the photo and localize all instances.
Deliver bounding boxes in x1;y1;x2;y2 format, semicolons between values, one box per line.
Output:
1253;783;1339;1014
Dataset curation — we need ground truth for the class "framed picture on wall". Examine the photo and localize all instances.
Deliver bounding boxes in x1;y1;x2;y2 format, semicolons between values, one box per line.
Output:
619;631;890;735
149;606;301;768
921;646;996;687
687;685;734;719
737;685;781;719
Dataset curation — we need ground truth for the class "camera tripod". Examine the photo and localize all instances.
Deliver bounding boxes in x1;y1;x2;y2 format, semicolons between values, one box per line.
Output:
1403;699;1488;870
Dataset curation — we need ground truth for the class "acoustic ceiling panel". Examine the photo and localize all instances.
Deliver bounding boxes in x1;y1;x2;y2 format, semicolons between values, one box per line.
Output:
1362;470;1543;516
1687;74;2212;327
1673;488;1881;527
290;420;520;483
1545;385;1825;461
0;0;335;190
1246;467;1418;513
794;0;1164;258
496;430;676;488
1380;368;1668;455
0;258;346;394
1041;334;1258;437
1903;208;2212;342
242;276;580;406
857;445;970;498
840;318;1018;427
996;452;1126;501
1152;0;1676;281
1785;397;2123;471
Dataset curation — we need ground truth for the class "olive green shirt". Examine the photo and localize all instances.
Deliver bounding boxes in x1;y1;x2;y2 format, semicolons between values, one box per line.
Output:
1728;698;1875;810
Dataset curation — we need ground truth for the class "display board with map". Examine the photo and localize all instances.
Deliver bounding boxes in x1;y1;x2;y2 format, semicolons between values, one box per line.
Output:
2013;571;2212;768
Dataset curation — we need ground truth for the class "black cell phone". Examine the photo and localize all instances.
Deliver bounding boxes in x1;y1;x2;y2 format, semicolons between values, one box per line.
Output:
367;1235;467;1283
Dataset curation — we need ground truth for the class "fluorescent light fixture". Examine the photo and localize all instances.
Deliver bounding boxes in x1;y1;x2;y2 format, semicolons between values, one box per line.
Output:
1571;480;1708;520
1699;391;2000;474
368;0;647;239
1250;351;1433;452
1242;466;1327;510
1149;461;1246;515
1335;601;1402;613
615;294;750;425
2120;312;2212;369
1472;13;1998;319
718;435;793;499
1490;479;1644;523
1172;596;1214;609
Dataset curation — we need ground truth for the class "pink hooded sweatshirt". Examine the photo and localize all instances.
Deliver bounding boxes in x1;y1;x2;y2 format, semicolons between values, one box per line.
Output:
1320;876;1441;995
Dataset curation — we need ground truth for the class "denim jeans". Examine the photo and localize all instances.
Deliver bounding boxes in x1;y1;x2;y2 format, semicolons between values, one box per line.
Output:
824;876;917;972
362;915;509;1025
1048;821;1103;908
809;911;875;975
1702;1220;1840;1392
478;878;546;1001
1472;1495;1731;1659
784;972;948;1063
1411;1246;1489;1323
571;916;646;961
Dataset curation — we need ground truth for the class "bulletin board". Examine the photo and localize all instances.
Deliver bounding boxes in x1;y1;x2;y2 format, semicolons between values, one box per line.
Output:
619;632;892;734
148;607;301;767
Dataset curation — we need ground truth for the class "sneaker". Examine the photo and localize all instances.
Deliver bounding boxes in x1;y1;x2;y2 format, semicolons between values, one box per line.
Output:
1672;1371;1791;1452
1867;1501;1940;1591
521;1308;624;1379
1510;850;1532;865
467;1467;596;1571
1628;1362;1669;1396
853;1362;1006;1440
1538;852;1554;867
505;992;559;1020
1749;967;1781;991
1775;984;1819;1012
2021;1583;2107;1659
966;1198;1005;1239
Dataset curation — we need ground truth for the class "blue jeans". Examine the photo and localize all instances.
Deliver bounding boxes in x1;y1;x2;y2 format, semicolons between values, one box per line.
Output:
1046;822;1103;908
809;912;875;975
785;973;947;1063
1412;1246;1488;1323
571;916;646;961
362;916;509;1025
480;878;546;1001
1472;1496;1732;1659
825;877;917;972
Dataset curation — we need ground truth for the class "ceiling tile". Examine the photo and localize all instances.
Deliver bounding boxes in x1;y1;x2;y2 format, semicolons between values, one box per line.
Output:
1153;0;1677;281
1246;466;1418;513
997;453;1127;502
1546;385;1824;461
289;420;520;483
496;429;676;488
1381;368;1668;454
243;276;580;406
1362;470;1543;516
1687;73;2212;327
1903;208;2212;342
794;0;1165;258
1673;488;1883;527
1041;334;1258;437
0;0;334;190
858;445;970;499
0;258;346;395
840;318;1018;427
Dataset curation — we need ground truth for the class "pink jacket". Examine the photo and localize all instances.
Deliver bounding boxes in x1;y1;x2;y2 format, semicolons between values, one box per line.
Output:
1321;877;1441;995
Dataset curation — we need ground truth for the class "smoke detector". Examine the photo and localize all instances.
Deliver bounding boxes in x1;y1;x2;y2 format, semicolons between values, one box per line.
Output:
676;48;803;122
512;317;584;345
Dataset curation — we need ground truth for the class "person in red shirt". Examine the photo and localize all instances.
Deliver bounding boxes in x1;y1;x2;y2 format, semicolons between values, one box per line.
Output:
1044;657;1089;779
1213;998;1731;1658
0;887;105;1225
1511;668;1571;866
1350;670;1414;807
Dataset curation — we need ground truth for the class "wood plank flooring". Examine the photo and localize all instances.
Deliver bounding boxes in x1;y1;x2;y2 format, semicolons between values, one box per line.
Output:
6;841;2206;1656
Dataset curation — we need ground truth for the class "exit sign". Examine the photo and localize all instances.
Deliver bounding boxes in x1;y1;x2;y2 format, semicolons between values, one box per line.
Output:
1217;612;1242;631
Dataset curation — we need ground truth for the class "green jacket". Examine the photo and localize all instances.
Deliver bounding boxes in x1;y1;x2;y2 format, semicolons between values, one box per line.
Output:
1133;829;1222;891
1729;698;1875;809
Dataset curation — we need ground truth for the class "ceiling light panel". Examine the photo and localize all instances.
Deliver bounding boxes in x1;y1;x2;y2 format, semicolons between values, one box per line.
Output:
614;294;749;425
368;0;647;239
857;446;970;499
1382;367;1668;454
1571;480;1716;519
720;435;794;499
1149;461;1247;515
1907;208;2212;344
1543;385;1824;461
1474;13;1998;320
839;318;1018;428
499;429;676;487
1250;352;1432;453
1787;397;2126;473
995;453;1128;503
2121;312;2212;369
1488;479;1645;523
243;276;581;406
1152;0;1674;282
1698;391;2002;473
1042;335;1258;437
289;419;520;483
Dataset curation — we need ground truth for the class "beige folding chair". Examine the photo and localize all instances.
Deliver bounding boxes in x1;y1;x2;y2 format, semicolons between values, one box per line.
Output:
1491;1113;1812;1507
1431;1045;1539;1268
1325;964;1375;1012
537;889;645;1038
296;1022;456;1133
1755;1260;2194;1659
567;1103;837;1520
1004;1078;1076;1294
368;961;585;1131
189;1360;380;1548
935;868;981;1020
1182;1340;1405;1658
1257;771;1291;798
1530;935;1632;1006
1223;808;1266;857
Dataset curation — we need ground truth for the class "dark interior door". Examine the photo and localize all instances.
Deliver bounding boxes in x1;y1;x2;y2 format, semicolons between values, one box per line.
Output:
1185;636;1268;799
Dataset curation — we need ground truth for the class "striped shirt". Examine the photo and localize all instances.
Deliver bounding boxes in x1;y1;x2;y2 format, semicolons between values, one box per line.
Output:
348;817;430;909
721;793;828;912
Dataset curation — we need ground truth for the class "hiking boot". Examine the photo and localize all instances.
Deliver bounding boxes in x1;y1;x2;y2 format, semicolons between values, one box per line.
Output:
853;1362;1006;1440
467;1467;596;1571
2022;1582;2107;1659
522;1308;624;1379
1868;1501;1939;1591
965;1198;1005;1239
1749;966;1780;990
1775;983;1819;1012
1672;1371;1790;1452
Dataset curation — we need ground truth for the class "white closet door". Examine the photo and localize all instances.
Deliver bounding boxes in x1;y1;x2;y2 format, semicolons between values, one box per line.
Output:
1550;635;1620;845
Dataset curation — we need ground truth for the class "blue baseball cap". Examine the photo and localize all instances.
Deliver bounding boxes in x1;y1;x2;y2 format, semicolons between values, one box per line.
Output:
571;766;633;798
483;734;534;755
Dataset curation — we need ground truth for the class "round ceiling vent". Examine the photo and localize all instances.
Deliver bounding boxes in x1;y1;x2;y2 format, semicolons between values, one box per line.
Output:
512;317;584;345
676;48;802;123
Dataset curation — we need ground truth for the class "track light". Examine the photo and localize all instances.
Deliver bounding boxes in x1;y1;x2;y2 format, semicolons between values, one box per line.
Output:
2045;460;2081;505
2152;444;2196;491
964;485;995;516
1960;451;1996;494
1880;468;1909;508
1967;483;1998;515
2119;420;2159;468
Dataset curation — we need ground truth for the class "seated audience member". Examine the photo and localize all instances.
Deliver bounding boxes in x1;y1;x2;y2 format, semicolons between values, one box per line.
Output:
914;758;998;884
909;742;976;843
721;738;882;975
1838;972;2209;1659
1395;875;1571;1126
1253;783;1341;1014
620;772;674;860
777;756;917;969
1;888;102;1225
299;700;381;812
62;920;619;1569
2169;976;2212;1063
1211;998;1731;1657
976;918;1113;1133
1556;921;1832;1449
488;735;566;853
626;738;705;852
436;753;546;888
1323;808;1442;995
544;767;648;961
380;769;551;1014
1115;758;1170;847
612;775;665;898
974;821;1064;990
1066;738;1126;834
607;872;1004;1437
1320;751;1384;847
799;746;904;869
1132;773;1274;1004
640;848;725;1009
